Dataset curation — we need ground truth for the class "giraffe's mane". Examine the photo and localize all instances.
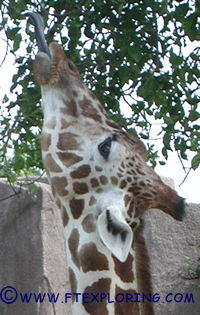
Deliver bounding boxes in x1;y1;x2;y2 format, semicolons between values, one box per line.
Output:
134;222;154;315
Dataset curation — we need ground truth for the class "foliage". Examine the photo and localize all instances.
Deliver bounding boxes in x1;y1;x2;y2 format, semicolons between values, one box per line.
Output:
0;0;200;181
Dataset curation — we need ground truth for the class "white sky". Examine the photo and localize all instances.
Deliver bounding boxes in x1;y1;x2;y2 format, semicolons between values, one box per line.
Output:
0;30;199;204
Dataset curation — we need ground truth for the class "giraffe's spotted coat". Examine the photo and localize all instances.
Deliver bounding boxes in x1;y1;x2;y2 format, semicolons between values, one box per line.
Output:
73;182;89;195
89;196;96;206
114;286;140;315
70;164;91;179
45;117;56;129
90;177;99;188
79;97;103;123
57;132;78;151
79;243;109;272
68;267;77;302
44;154;62;172
113;253;134;283
68;228;80;269
110;176;118;186
62;207;69;227
99;175;108;185
41;132;51;151
57;152;83;167
70;198;84;219
51;177;68;196
82;214;96;233
60;98;78;117
83;278;111;314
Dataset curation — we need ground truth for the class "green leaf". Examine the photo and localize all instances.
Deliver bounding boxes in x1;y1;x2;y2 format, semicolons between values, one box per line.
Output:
13;33;22;51
191;154;200;170
163;133;171;150
119;66;131;85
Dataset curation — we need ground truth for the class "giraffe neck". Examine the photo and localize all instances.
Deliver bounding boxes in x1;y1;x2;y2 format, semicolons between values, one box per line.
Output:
61;198;140;315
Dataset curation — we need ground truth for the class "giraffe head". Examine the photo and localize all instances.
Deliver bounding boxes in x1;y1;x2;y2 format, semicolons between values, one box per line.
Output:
30;13;185;263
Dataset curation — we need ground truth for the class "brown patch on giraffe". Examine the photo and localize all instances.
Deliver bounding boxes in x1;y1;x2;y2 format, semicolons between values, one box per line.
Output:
73;90;78;97
127;176;132;183
82;214;96;233
73;182;89;195
57;152;83;167
95;166;103;172
120;180;127;189
117;172;123;178
124;194;131;207
57;132;78;150
112;253;134;283
56;198;61;209
105;119;121;130
51;177;68;196
96;188;103;193
141;192;153;199
79;243;109;272
79;97;102;123
88;89;98;101
90;178;99;188
70;198;84;219
68;267;77;302
111;176;118;186
121;161;125;169
70;164;91;179
128;184;142;195
127;200;135;220
134;224;155;315
68;228;80;269
114;286;140;315
62;207;69;226
136;166;146;176
131;169;137;175
61;118;70;129
44;154;62;172
89;196;97;206
83;278;111;315
60;98;78;117
99;175;108;185
45;117;56;129
41;132;51;151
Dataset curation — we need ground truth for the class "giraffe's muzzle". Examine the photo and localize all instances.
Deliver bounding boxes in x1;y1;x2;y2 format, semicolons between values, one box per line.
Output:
171;196;185;221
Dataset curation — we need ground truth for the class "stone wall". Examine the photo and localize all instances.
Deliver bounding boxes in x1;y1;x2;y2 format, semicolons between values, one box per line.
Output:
0;180;71;315
0;180;199;314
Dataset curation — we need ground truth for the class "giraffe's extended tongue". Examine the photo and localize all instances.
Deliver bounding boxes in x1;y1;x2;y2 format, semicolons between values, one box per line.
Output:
24;12;51;58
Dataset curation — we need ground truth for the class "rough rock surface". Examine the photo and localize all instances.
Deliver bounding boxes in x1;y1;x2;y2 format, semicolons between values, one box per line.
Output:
0;179;199;314
0;180;71;315
143;203;200;315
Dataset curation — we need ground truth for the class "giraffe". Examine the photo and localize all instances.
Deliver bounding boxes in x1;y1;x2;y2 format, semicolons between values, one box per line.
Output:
27;13;185;315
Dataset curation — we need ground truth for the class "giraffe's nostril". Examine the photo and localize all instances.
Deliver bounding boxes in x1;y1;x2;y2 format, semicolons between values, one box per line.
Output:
174;197;185;221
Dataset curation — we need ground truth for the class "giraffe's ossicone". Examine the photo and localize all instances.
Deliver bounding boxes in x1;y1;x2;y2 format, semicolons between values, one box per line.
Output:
28;13;185;315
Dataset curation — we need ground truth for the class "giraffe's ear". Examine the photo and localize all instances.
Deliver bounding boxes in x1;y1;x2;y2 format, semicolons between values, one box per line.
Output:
97;209;133;263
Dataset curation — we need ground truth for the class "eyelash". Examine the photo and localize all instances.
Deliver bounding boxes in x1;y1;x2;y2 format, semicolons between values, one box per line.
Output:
98;136;112;160
98;134;118;160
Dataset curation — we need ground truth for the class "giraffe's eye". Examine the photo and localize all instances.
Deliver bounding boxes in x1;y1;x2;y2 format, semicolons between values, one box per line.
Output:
98;137;112;160
98;134;118;160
